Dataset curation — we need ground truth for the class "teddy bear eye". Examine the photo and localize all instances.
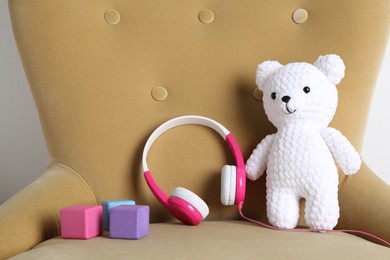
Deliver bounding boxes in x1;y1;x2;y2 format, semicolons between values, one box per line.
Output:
271;92;276;100
303;86;310;94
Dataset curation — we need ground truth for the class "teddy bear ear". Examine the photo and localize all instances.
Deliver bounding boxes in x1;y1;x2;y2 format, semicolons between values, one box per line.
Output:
313;54;345;85
255;61;283;91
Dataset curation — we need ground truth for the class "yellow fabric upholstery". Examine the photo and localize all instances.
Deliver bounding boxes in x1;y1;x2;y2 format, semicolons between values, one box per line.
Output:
8;222;390;260
1;0;390;258
0;163;96;258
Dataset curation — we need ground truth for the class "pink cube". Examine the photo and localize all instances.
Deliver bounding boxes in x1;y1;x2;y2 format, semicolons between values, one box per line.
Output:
60;205;103;239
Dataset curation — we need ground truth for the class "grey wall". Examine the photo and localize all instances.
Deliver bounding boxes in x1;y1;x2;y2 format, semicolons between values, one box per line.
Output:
0;0;389;204
363;44;390;186
0;0;50;204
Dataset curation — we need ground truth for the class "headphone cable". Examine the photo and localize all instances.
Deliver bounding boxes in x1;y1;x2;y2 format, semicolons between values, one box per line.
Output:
237;203;390;247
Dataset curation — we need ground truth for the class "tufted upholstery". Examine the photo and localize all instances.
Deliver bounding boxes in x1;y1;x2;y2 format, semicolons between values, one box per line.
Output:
1;0;390;258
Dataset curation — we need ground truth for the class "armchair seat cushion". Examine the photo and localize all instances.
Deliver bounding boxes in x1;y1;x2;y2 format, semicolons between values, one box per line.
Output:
9;221;390;259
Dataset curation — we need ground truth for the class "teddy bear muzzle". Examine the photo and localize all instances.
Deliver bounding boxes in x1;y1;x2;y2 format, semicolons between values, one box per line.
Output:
281;96;296;114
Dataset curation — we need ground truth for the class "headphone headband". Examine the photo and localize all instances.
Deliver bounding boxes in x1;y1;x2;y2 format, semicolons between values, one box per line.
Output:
142;115;230;171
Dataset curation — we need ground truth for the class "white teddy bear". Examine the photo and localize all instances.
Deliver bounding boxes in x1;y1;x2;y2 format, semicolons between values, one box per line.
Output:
246;54;361;230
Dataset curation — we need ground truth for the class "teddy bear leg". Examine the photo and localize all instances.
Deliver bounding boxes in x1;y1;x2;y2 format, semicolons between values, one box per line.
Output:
305;192;340;230
266;188;300;229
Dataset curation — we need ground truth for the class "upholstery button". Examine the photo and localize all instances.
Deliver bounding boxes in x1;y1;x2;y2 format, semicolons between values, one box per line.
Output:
105;9;121;25
151;87;168;101
198;9;215;24
253;88;263;101
292;8;308;24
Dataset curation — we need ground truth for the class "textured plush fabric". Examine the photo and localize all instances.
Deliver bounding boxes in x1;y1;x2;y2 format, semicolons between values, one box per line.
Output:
246;55;361;230
2;0;390;258
9;222;390;260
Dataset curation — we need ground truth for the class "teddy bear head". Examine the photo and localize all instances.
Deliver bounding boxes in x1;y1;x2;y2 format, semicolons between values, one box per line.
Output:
255;54;345;129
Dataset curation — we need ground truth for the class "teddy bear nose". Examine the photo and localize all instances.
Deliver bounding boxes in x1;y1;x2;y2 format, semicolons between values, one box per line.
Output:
281;96;291;103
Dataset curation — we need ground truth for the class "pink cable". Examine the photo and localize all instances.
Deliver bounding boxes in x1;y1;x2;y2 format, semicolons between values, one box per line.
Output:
238;203;390;247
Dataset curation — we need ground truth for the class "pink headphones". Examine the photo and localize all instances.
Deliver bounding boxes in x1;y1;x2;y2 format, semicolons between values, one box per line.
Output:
142;115;246;226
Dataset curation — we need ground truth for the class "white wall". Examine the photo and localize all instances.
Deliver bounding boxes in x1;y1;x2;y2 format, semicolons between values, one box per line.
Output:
0;1;389;204
0;1;51;205
363;44;390;185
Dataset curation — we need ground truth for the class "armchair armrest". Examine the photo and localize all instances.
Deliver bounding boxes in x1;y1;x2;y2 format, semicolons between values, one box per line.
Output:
338;161;390;246
0;162;96;259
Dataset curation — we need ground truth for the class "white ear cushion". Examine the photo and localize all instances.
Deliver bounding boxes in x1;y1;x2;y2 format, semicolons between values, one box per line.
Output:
171;187;209;220
221;165;236;206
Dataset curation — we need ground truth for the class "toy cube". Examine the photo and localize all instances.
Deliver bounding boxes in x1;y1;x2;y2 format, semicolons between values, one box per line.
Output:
109;205;149;240
102;200;136;230
60;205;103;239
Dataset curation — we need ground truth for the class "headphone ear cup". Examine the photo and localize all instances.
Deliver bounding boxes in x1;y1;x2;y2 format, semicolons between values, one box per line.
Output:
221;165;237;206
169;187;209;225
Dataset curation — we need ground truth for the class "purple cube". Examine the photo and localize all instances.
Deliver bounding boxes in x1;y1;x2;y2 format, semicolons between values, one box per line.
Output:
109;205;149;240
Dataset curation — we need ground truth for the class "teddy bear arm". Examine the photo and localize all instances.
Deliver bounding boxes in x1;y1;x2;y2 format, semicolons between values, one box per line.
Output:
321;127;362;175
245;134;275;181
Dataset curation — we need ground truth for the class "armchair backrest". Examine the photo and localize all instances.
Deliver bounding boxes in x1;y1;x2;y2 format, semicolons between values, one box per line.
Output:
9;0;390;222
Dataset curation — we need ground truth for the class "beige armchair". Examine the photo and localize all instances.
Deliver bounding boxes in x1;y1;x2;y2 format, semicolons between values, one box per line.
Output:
1;0;390;258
